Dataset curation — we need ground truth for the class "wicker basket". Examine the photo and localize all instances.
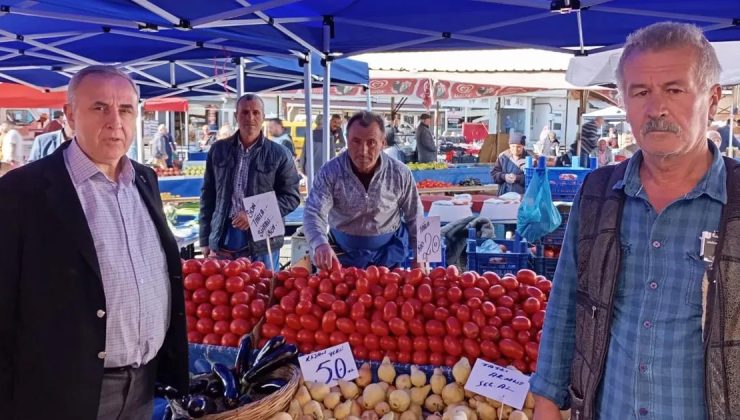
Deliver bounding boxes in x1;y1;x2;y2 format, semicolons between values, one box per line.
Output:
202;364;301;420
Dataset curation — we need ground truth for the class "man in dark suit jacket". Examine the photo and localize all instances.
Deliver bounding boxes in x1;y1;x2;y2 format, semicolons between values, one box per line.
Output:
0;65;187;420
415;113;436;163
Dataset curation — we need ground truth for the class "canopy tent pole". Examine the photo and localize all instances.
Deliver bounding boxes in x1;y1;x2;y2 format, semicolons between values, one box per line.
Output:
730;85;739;157
236;57;245;96
365;86;371;111
184;110;189;151
322;18;332;163
303;54;315;190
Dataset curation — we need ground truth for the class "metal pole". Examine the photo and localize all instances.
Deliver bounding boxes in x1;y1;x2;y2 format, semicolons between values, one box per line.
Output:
322;20;332;164
729;85;739;158
236;57;245;96
136;101;144;163
365;85;371;111
303;54;315;190
184;111;189;152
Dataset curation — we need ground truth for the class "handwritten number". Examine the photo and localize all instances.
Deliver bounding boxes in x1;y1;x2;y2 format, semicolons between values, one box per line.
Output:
317;360;333;384
335;359;347;379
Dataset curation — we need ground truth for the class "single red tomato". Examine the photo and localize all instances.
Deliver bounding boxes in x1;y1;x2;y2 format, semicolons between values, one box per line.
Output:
463;338;481;359
371;319;390;337
202;333;222;346
500;276;519;291
315;292;337;309
184;301;198;317
527;286;546;302
417;284;433;303
398;336;413;352
532;310;546;329
517;330;532;345
413;336;429;352
192;288;210;305
497;307;514;322
261;323;281;339
408;318;425;336
496;295;515;309
445;318;462;337
335;283;350;297
353;346;368;360
209;290;229;306
536;279;553;294
412;351;428;365
455;305;471;322
205;274;225;291
314;330;331;347
401;284;415;299
222;261;242;278
481;325;500;341
250;299;266;318
364;334;380;351
211;305;231;322
446;286;463;303
330;300;348;317
182;259;201;275
462;322;480;339
400;302;415;321
321;311;338;333
428;336;444;353
184;273;205;291
425;320;445;337
487;285;505;300
196;318;214;334
350;302;366;320
295;300;313;316
388;317;408;336
472;309;487;328
231;291;251;306
517;269;537;285
264;307;285;325
349;332;363;348
299;314;320;331
379;336;397;351
480;340;501;360
443;335;463;356
355;319;371;335
285;313;302;330
229;319;251;336
481;301;497;317
281;327;298;343
434;307;450;322
358;293;373;309
186;315;197;332
297;329;315;344
196;303;214;319
522;297;542;315
336;318;355;334
200;260;219;277
499;338;525;360
429;352;445;366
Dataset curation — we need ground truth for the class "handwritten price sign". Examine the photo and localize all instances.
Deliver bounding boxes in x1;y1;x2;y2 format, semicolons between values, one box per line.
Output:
298;343;358;386
416;216;442;263
464;358;530;410
242;191;285;242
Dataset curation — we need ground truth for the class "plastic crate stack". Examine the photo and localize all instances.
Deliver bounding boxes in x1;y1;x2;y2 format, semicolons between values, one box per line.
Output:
466;228;530;275
525;156;597;280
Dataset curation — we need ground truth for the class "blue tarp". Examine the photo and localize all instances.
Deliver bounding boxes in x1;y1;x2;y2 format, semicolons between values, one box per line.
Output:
0;1;737;84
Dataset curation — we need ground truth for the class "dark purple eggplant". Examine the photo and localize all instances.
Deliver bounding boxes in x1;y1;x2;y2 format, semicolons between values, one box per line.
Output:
234;333;254;376
238;393;254;406
160;404;172;420
251;336;285;368
186;395;217;418
252;378;289;395
242;343;298;383
212;362;239;408
205;379;225;399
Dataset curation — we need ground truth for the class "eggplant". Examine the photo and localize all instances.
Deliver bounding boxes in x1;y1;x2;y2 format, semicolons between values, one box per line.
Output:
188;377;210;395
160;405;172;420
251;336;285;368
212;362;240;408
205;379;225;399
186;395;217;418
242;343;298;383
252;378;289;395
234;333;254;376
238;393;254;406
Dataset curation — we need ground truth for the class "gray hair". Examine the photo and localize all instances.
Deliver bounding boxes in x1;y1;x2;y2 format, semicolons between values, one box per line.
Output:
236;93;264;111
616;22;721;93
67;65;139;105
346;111;386;136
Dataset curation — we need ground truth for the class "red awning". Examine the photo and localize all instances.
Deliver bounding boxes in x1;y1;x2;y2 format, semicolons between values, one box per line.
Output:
0;83;67;108
144;98;188;112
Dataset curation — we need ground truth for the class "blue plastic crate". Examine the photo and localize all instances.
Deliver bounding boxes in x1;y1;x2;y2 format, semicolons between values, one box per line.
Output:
466;228;530;275
533;256;558;280
539;204;572;246
524;156;596;202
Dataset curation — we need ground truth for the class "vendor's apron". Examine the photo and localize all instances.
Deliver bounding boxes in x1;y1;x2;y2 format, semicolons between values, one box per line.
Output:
330;224;409;269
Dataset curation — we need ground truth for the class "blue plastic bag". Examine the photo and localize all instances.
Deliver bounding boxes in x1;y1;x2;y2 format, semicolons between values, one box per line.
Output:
516;161;562;242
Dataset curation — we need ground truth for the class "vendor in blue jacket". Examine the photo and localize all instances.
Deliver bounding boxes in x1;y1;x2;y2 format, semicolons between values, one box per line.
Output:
491;132;531;195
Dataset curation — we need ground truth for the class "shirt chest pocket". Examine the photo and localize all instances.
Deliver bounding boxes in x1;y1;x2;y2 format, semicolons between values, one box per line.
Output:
685;252;707;310
253;162;276;192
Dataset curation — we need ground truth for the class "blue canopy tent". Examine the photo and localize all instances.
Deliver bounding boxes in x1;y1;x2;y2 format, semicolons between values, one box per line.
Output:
0;0;738;181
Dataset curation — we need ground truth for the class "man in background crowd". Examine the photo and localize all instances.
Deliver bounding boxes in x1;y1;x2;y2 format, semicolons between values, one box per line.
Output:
415;113;436;163
268;118;295;157
491;132;530;195
27;118;73;162
42;111;65;134
578;116;604;165
0;122;23;175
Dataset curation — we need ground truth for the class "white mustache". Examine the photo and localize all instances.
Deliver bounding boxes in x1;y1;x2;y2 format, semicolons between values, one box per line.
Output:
641;119;680;136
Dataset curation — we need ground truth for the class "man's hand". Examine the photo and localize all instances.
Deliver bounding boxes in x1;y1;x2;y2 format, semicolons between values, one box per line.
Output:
201;246;211;258
314;243;341;271
232;211;250;230
504;173;517;184
533;395;562;420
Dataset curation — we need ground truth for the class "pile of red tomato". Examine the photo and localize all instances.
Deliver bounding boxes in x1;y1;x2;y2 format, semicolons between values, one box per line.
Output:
261;265;551;373
182;258;272;347
416;179;454;189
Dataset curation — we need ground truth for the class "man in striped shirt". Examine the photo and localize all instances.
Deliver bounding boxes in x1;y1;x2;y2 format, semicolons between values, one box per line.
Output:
578;116;603;165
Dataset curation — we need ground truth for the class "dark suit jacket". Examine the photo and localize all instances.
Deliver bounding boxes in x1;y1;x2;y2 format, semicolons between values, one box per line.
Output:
415;123;436;163
0;142;188;420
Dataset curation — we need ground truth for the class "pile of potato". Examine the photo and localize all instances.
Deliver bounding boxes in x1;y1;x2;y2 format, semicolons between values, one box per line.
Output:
268;357;550;420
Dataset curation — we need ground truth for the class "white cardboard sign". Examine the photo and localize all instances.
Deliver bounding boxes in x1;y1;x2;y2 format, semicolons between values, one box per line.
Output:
416;216;442;263
298;342;359;386
464;358;531;410
242;191;285;242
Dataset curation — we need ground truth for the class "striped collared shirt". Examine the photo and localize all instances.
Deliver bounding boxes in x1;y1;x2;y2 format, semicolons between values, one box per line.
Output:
63;139;170;368
230;137;261;216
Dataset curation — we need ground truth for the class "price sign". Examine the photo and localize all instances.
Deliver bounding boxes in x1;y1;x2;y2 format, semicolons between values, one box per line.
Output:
464;358;530;410
242;191;285;242
416;216;442;263
298;343;359;386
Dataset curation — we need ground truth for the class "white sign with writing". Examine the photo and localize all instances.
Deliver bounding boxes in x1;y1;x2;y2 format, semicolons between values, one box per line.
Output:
416;216;442;263
298;342;358;386
242;191;285;242
464;358;530;410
